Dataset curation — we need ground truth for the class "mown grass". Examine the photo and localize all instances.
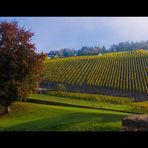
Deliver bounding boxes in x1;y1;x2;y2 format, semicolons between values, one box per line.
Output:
30;93;130;112
0;102;129;131
0;92;146;131
45;91;148;113
30;92;148;113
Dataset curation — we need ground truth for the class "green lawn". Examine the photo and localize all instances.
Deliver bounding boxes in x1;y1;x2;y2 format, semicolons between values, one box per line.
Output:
0;102;129;131
29;94;131;113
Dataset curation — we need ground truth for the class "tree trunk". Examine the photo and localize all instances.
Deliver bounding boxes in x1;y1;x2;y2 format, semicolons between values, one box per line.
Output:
0;105;9;115
22;98;26;102
0;103;10;115
3;105;9;114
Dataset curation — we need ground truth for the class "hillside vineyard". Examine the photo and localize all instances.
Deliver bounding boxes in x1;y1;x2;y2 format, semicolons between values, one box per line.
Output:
43;50;148;94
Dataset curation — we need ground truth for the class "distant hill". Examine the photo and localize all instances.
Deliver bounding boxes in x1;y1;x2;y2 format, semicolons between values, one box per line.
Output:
43;50;148;99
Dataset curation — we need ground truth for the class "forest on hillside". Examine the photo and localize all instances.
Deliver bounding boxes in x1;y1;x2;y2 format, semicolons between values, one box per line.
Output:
48;40;148;58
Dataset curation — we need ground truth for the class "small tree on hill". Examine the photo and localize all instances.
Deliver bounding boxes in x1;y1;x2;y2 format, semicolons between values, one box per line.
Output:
0;21;46;114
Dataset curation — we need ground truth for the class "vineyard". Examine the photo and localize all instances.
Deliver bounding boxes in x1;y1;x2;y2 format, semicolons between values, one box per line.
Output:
43;50;148;96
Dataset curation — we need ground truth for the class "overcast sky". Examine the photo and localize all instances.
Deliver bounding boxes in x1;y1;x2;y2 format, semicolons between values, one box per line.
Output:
0;17;148;52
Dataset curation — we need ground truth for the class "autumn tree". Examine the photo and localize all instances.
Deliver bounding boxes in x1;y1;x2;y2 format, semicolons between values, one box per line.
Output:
0;21;46;114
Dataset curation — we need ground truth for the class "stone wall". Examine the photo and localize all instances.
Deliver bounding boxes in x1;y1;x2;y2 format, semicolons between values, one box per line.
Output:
122;114;148;131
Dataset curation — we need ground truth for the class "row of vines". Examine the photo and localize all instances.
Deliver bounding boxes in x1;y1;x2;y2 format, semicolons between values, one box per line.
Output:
43;50;148;94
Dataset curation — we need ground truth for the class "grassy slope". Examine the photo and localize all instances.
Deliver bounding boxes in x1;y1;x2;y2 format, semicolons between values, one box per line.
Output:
29;94;130;112
0;102;129;131
30;93;148;113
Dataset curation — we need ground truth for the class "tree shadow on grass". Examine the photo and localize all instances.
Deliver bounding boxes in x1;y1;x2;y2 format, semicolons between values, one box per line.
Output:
1;112;128;131
47;112;128;131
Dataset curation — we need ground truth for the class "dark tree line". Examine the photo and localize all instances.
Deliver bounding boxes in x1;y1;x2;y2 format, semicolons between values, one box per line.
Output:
77;46;106;56
48;41;148;58
49;48;76;57
109;41;148;52
48;46;106;58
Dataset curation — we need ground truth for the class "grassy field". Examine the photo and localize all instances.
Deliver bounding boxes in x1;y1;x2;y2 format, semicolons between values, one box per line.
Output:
0;102;130;131
30;93;148;113
30;93;131;112
1;91;147;131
